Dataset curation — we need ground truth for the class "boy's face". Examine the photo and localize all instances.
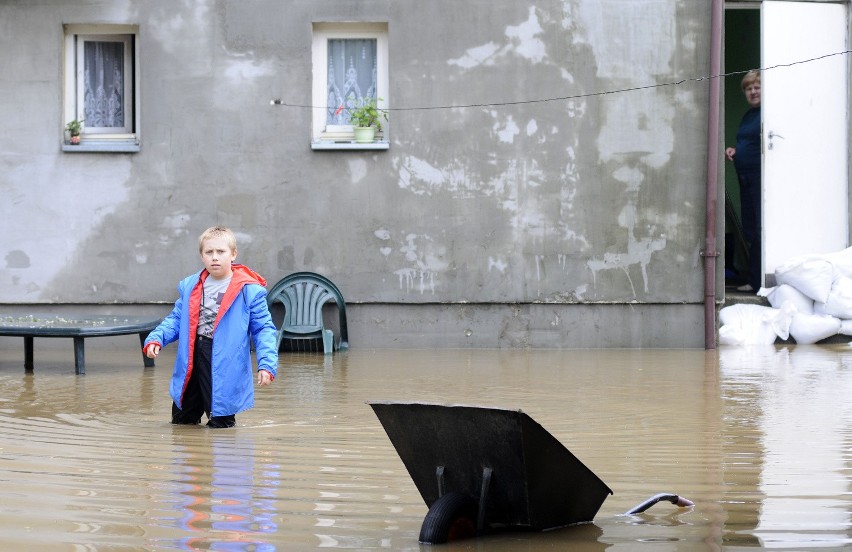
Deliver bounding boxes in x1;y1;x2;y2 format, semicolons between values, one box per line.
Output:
200;236;237;280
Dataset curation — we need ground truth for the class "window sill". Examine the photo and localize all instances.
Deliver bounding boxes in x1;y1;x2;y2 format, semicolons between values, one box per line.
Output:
62;140;140;153
311;140;389;151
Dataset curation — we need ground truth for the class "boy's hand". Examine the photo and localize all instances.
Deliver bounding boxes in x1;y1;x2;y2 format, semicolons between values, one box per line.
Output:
257;369;273;386
145;344;160;359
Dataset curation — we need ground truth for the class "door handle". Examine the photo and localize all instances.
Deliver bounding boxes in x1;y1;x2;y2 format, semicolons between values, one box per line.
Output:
768;130;785;150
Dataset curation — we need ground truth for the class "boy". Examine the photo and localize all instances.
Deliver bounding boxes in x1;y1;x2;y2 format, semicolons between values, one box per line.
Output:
143;226;279;428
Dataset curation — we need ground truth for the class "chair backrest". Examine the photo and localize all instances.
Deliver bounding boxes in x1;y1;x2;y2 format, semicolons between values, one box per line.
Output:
266;272;348;348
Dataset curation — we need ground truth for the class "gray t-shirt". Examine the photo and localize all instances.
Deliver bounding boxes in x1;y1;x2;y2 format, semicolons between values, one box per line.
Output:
198;276;231;338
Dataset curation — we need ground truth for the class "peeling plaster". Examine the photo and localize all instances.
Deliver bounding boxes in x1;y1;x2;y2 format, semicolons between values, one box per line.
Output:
394;155;477;198
2;158;132;301
448;6;547;68
576;0;675;80
157;213;193;245
447;42;501;68
526;119;538;136
488;256;508;273
349;158;368;184
586;195;668;296
375;231;449;294
586;235;666;297
597;90;675;163
495;116;521;144
505;7;547;63
149;2;212;58
221;54;274;81
5;250;30;269
572;0;680;296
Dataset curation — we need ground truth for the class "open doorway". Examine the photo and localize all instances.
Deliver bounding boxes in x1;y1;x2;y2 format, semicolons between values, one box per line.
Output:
724;2;848;293
723;6;760;292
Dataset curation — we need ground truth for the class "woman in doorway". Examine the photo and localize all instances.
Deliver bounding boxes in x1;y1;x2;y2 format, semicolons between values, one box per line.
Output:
725;70;762;293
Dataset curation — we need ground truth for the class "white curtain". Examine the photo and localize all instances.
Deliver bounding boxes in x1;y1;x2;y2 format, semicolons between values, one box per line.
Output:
326;39;377;125
83;41;125;128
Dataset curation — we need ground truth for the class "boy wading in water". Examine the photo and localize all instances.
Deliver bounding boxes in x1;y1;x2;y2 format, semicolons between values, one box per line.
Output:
144;226;279;428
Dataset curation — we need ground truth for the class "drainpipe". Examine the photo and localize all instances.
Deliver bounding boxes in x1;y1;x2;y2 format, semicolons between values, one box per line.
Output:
703;0;724;349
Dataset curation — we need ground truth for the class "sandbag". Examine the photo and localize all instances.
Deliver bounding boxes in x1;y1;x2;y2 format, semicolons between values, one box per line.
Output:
774;256;834;303
839;319;852;336
788;313;841;345
821;275;852;319
718;302;795;346
823;246;852;279
758;284;814;314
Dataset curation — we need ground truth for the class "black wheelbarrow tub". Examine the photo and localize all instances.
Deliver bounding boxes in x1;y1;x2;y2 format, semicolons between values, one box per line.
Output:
370;401;613;533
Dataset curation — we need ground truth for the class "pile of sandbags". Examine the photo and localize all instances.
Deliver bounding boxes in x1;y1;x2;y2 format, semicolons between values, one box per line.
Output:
719;246;852;345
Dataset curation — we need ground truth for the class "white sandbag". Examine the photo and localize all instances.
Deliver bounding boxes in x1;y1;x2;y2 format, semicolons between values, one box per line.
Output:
821;276;852;319
839;319;852;336
823;246;852;279
788;313;841;344
814;301;827;315
774;256;834;303
719;323;748;346
718;302;795;345
758;284;814;314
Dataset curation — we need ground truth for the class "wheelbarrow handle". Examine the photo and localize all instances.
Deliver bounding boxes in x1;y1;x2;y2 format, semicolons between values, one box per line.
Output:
624;493;694;515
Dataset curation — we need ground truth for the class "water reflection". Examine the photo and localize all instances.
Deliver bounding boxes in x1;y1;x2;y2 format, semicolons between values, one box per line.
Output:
0;346;849;550
719;345;852;550
169;429;277;550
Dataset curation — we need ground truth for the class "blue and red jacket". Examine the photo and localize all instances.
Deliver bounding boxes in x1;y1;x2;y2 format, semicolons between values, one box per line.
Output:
144;264;279;417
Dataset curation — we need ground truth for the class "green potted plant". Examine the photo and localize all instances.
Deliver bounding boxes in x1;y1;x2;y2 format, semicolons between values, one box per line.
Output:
347;98;387;143
65;119;84;145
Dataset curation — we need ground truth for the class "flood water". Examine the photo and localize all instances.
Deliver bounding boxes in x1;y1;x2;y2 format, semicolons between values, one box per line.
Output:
0;344;850;551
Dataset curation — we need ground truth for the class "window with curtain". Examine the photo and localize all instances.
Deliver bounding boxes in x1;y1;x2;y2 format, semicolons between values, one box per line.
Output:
326;39;378;126
311;23;388;148
63;25;139;150
76;35;133;134
83;40;126;129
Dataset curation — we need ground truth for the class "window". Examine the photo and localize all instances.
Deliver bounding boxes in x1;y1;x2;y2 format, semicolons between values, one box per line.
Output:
63;24;140;152
311;23;389;150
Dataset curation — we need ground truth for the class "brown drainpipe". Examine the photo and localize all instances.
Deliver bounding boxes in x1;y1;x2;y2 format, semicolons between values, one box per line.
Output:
703;0;724;349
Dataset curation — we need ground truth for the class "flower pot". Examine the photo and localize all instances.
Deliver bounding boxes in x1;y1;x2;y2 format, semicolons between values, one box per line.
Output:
353;126;376;144
70;135;81;145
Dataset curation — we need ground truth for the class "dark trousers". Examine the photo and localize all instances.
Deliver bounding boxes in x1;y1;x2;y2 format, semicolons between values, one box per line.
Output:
171;335;236;428
738;169;762;292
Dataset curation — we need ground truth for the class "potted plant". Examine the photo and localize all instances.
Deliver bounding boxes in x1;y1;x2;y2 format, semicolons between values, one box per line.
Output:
347;98;387;143
65;119;83;145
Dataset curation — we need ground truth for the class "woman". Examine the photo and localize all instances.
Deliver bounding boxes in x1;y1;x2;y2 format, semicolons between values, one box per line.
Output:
726;70;761;293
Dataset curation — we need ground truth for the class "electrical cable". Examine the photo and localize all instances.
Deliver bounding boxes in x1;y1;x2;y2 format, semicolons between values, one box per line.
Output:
270;49;851;111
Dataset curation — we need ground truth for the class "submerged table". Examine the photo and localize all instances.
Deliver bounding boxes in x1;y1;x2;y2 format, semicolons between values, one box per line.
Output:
0;315;162;375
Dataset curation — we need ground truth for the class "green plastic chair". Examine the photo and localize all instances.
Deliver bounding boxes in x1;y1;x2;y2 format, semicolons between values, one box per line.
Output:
266;272;349;354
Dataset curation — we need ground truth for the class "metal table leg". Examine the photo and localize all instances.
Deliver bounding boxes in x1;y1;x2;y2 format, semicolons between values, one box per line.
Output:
139;332;155;368
73;337;85;375
24;336;34;371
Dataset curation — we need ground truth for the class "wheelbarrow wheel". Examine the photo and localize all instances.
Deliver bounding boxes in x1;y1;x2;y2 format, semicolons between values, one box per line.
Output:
419;492;478;544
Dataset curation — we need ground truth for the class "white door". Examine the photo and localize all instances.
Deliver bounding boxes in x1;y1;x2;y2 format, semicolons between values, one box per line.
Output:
761;1;848;277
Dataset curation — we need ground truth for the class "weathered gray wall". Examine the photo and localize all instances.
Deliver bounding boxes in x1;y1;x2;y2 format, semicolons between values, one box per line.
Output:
1;0;714;347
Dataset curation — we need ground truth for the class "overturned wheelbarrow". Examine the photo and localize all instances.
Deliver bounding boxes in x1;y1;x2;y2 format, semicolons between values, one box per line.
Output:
369;401;615;544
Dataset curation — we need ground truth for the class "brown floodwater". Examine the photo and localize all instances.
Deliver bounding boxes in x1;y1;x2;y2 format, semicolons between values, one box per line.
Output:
0;344;850;551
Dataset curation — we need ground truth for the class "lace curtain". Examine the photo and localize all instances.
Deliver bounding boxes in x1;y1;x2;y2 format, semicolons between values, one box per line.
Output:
83;41;125;128
326;39;377;126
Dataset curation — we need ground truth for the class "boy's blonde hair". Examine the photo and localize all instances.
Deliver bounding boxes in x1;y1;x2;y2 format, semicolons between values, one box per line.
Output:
741;69;760;90
198;226;237;253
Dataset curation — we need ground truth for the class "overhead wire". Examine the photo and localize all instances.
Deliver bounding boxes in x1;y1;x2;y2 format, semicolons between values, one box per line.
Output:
270;49;851;112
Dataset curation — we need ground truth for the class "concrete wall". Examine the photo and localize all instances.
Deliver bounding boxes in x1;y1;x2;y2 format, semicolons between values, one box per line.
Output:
1;0;714;348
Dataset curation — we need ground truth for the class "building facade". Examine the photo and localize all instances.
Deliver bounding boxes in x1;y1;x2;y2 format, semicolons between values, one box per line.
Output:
1;0;849;348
